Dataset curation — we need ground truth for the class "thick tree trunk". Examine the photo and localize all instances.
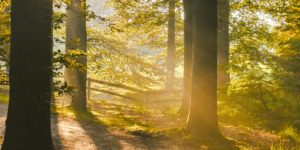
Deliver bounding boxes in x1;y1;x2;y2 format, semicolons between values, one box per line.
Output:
166;0;176;90
186;0;222;138
179;0;193;117
2;0;53;149
65;0;87;110
217;0;230;87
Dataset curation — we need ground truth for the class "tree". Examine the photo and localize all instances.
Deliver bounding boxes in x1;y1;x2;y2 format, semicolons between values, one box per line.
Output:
2;0;53;149
186;0;223;138
217;0;230;87
65;0;87;110
166;0;176;90
179;0;193;117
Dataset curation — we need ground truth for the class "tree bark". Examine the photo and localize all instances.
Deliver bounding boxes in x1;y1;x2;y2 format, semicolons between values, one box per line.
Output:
186;0;222;138
179;0;193;117
2;0;53;149
217;0;230;87
166;0;176;90
65;0;87;110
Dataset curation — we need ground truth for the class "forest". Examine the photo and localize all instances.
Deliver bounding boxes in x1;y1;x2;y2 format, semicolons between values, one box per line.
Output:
0;0;299;149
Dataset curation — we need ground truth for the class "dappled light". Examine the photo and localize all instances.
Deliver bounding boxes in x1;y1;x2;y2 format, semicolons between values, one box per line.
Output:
0;0;299;149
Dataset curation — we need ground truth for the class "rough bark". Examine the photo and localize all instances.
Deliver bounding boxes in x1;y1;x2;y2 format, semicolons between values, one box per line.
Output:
166;0;176;90
217;0;230;87
65;0;87;110
186;0;222;138
179;0;193;117
2;0;53;149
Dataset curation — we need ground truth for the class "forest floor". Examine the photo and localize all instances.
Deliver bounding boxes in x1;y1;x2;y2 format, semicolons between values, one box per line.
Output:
0;98;298;150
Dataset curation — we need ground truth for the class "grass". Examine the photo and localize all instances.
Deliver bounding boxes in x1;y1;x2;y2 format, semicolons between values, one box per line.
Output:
52;101;156;134
51;100;248;149
0;93;9;103
51;97;300;149
279;123;300;142
271;140;300;150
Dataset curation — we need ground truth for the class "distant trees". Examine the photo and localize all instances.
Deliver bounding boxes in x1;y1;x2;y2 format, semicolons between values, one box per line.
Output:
224;0;300;129
186;0;223;138
65;0;88;110
2;0;53;149
106;0;184;89
166;0;176;90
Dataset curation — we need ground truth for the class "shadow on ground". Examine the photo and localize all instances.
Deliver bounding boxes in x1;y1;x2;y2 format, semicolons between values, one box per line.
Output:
73;109;123;150
51;106;63;150
73;108;172;150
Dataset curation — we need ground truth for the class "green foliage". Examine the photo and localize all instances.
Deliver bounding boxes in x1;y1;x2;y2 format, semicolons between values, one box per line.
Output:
1;0;299;147
162;105;179;122
270;140;285;150
53;80;77;96
98;0;184;87
271;140;300;150
279;123;299;142
52;49;87;76
88;28;165;89
53;11;66;30
0;0;10;66
52;49;88;96
218;0;300;132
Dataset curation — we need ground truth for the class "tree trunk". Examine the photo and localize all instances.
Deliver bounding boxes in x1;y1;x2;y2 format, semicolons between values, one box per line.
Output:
179;0;193;117
217;0;230;87
166;0;176;90
65;0;87;110
2;0;53;149
186;0;223;138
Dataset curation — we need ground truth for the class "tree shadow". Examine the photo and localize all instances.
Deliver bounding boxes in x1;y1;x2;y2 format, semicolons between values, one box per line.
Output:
73;108;172;150
51;106;64;150
73;109;123;150
72;100;242;150
117;129;172;150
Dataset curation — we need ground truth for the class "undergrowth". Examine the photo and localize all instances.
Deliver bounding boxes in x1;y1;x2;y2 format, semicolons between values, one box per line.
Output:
279;123;300;142
271;140;300;150
51;97;300;149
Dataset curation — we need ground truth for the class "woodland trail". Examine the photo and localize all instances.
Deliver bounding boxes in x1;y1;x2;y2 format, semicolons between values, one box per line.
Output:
0;103;6;145
0;103;182;150
0;102;295;150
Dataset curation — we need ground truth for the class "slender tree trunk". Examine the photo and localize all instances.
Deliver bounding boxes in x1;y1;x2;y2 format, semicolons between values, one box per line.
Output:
179;0;193;117
65;0;87;110
217;0;230;87
166;0;176;90
186;0;223;138
2;0;53;149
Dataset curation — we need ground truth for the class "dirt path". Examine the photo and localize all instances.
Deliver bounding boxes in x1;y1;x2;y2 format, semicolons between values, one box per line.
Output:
0;102;296;150
0;103;7;144
0;103;181;150
51;114;177;150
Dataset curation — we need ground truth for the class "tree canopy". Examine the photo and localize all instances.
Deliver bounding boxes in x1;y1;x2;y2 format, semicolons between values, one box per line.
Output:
0;0;299;149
